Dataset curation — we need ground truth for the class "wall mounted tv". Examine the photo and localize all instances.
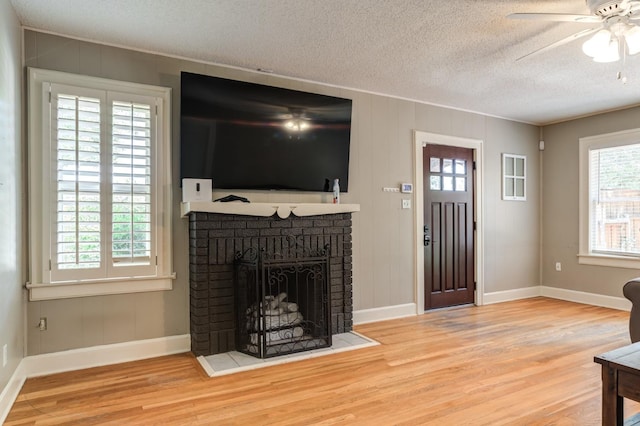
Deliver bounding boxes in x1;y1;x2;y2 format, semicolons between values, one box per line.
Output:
180;72;352;192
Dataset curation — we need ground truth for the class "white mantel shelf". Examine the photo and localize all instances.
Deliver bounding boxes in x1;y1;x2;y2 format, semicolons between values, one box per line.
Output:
181;202;360;219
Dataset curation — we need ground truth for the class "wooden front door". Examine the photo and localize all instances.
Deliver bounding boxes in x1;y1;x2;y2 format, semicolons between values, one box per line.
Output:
423;144;475;310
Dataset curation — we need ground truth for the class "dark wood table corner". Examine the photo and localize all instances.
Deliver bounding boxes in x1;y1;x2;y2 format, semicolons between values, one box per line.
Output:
595;342;640;426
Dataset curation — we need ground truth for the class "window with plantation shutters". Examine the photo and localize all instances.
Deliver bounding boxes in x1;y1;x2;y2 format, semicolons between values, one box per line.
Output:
28;68;173;300
579;129;640;269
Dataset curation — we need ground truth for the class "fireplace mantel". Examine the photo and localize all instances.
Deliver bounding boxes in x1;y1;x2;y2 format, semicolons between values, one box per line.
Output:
181;202;360;219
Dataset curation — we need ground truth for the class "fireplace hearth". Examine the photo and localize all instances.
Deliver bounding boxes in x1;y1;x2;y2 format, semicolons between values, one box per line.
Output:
235;241;331;358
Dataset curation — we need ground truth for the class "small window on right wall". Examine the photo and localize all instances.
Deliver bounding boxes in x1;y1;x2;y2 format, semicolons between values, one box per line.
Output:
502;153;526;201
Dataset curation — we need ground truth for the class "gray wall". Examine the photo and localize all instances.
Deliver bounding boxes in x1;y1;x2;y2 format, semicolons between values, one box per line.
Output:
485;117;541;292
23;30;541;356
542;108;640;296
0;0;25;392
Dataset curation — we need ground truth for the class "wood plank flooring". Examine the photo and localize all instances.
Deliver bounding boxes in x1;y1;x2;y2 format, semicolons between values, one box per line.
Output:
6;297;640;425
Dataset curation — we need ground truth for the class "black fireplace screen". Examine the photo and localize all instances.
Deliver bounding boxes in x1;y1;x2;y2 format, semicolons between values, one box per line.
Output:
234;240;331;358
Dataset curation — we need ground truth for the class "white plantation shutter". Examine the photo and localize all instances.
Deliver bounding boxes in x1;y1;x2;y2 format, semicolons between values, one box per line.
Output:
110;99;153;268
50;86;106;282
55;94;102;270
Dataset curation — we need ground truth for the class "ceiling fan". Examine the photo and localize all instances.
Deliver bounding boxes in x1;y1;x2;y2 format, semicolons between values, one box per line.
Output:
509;0;640;66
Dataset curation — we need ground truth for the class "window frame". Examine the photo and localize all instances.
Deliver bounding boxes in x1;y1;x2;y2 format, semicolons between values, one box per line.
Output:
502;153;526;201
27;68;174;300
578;128;640;269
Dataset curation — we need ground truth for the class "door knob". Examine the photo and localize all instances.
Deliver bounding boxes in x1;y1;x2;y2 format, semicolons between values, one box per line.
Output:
424;225;431;247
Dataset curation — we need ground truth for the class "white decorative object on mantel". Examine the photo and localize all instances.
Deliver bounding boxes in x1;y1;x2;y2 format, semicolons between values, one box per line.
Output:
181;202;360;218
181;178;212;202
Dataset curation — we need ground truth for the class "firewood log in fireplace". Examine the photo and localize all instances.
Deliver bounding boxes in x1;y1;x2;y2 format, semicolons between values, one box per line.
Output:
247;306;284;318
279;302;298;312
246;293;299;317
247;292;306;332
249;326;304;345
268;292;288;310
252;312;303;331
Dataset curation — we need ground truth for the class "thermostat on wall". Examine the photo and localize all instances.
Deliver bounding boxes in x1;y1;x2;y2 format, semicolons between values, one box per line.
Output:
182;178;212;202
401;183;413;193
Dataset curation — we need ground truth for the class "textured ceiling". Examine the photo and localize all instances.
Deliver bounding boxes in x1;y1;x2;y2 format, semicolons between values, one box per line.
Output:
10;0;640;125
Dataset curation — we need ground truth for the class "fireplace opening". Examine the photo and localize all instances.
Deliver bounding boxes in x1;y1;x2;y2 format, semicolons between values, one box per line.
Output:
235;241;331;358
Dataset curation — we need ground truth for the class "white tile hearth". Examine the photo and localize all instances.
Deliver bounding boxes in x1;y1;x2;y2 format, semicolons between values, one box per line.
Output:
197;331;378;377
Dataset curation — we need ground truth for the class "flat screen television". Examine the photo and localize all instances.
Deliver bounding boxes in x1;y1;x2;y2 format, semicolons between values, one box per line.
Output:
180;72;352;192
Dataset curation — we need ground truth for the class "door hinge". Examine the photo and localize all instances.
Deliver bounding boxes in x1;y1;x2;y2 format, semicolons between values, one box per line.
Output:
473;221;477;231
473;161;477;170
48;259;52;270
155;256;158;266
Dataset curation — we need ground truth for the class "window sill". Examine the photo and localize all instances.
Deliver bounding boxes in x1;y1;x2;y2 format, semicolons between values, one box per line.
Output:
578;253;640;270
25;274;176;301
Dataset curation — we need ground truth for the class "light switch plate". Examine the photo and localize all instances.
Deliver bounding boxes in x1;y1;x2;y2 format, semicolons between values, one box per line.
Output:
402;199;411;209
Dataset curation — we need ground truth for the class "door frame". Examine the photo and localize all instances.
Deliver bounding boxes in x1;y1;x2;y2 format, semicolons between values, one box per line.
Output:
413;131;484;313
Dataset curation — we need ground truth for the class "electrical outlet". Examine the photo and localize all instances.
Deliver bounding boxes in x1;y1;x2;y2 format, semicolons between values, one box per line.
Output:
402;199;411;209
555;262;562;272
39;317;47;331
2;344;7;367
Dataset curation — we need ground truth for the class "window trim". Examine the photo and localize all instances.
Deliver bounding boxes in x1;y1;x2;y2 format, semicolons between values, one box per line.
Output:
578;128;640;269
502;153;526;201
27;68;175;300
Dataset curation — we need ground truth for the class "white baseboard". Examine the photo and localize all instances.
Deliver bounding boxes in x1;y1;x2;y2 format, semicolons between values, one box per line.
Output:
352;285;629;325
540;286;631;311
0;361;27;425
483;286;541;305
22;334;191;378
353;303;417;324
482;285;631;311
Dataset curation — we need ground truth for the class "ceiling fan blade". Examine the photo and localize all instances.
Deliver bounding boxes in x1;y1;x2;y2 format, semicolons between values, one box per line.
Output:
516;27;601;61
508;13;602;23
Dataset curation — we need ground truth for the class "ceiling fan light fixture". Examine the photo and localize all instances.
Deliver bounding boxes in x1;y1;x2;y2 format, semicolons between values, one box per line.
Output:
593;38;620;62
512;1;640;74
624;25;640;54
582;29;613;57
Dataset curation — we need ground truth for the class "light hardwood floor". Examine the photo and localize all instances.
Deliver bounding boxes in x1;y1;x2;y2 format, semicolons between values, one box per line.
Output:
5;297;639;425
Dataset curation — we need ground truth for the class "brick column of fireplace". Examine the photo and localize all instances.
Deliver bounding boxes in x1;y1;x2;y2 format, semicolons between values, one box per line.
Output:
188;212;353;357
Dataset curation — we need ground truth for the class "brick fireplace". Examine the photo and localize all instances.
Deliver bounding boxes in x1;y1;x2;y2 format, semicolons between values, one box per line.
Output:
186;204;357;357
